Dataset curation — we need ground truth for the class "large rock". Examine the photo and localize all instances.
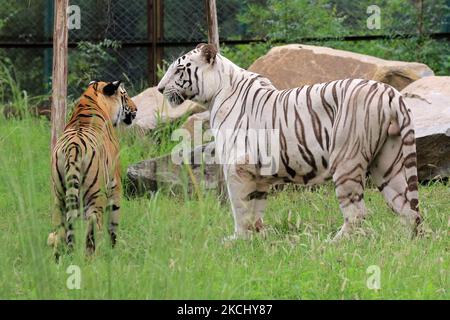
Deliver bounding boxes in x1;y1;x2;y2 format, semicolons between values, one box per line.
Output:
180;111;212;147
401;76;450;181
249;44;434;91
131;87;205;130
126;142;224;197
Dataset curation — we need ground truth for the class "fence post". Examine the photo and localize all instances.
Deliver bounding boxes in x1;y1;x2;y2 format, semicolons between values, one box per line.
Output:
205;0;220;51
204;0;225;197
148;0;164;86
51;0;68;150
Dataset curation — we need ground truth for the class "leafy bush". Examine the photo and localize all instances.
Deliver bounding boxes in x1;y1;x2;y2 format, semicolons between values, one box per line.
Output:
239;0;450;38
68;39;121;98
226;0;450;74
239;0;347;40
221;42;272;69
221;37;449;75
0;58;44;118
322;37;450;75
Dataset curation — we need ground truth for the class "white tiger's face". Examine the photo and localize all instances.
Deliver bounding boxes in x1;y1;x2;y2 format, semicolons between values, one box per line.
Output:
157;43;218;107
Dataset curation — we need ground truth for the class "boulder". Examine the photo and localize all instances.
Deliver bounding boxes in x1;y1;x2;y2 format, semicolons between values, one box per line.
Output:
126;142;224;197
180;111;212;147
248;44;434;91
131;87;205;130
401;76;450;181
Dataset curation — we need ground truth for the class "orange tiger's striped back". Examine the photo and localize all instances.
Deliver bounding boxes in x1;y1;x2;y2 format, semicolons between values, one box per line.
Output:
49;81;137;257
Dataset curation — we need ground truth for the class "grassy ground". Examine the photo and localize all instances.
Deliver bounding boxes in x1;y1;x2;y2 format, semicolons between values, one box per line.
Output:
0;116;448;299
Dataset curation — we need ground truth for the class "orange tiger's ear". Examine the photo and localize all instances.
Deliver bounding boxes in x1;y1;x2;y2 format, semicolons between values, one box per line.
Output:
89;80;99;91
103;80;121;96
200;43;217;64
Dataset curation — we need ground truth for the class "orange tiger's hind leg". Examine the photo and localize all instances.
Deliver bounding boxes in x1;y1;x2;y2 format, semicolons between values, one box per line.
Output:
49;196;66;260
107;179;121;248
84;194;107;255
370;136;422;236
85;214;97;255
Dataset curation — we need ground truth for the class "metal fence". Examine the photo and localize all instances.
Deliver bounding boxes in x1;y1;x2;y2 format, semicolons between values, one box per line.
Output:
0;0;449;99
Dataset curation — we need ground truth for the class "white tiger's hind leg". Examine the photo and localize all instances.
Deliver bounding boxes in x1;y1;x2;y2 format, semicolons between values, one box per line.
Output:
370;136;422;235
224;164;266;241
253;199;266;233
251;183;270;234
332;160;368;241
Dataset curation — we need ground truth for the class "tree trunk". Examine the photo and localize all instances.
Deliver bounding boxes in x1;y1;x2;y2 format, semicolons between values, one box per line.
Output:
51;0;68;150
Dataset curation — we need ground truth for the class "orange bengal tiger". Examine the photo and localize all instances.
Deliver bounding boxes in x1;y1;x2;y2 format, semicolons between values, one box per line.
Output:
48;81;137;257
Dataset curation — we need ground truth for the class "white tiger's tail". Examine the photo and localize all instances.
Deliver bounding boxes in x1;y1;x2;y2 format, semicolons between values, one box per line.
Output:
394;96;421;220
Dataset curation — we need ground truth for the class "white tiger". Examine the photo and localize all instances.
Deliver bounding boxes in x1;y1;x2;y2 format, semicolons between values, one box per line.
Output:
157;43;422;241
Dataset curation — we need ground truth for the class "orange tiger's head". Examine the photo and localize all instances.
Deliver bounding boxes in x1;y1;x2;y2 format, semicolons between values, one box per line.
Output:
87;80;137;126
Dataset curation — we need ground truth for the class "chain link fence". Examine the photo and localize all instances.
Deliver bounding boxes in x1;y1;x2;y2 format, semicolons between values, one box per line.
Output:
0;0;449;101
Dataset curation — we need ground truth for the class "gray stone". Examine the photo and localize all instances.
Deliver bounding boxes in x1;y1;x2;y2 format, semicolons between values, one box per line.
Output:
126;142;224;197
401;76;450;181
249;44;434;91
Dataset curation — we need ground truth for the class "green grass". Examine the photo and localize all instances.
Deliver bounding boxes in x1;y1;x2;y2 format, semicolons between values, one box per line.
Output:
0;116;448;299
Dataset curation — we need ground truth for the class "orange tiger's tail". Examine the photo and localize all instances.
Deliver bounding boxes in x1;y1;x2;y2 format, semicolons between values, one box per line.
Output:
64;144;82;249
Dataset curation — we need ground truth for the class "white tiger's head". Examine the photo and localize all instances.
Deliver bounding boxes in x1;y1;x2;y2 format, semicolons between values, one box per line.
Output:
157;43;218;107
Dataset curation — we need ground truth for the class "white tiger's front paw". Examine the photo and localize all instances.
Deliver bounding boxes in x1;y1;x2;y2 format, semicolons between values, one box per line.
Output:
330;227;352;243
222;231;250;245
222;234;240;248
47;231;58;247
222;234;238;244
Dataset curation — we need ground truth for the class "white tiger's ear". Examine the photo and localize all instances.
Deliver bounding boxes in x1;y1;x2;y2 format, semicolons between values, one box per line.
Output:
200;43;217;64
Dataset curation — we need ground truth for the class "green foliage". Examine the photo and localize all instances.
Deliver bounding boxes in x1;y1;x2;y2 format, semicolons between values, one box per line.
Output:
156;61;169;82
331;0;450;35
0;1;46;40
0;58;45;118
221;42;272;69
221;36;450;75
150;113;191;155
119;113;191;167
114;73;149;98
227;0;450;74
239;0;347;40
0;58;27;117
239;0;450;38
322;37;450;75
68;39;121;98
